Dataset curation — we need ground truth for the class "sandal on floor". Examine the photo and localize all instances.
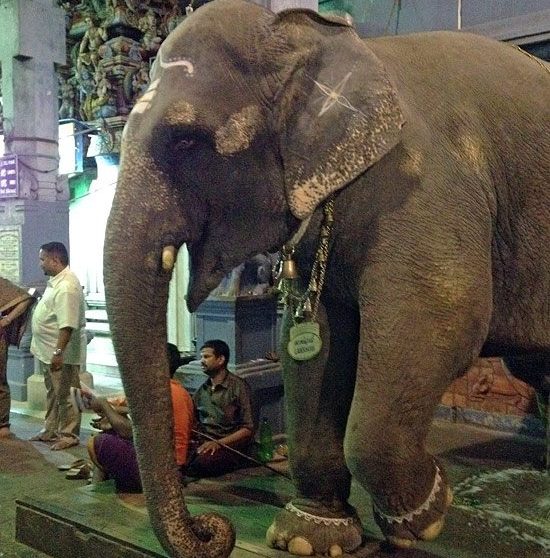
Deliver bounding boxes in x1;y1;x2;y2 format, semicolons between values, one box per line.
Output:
65;461;92;480
50;437;79;451
58;458;89;471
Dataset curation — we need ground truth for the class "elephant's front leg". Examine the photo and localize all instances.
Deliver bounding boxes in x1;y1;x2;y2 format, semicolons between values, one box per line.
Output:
344;302;471;549
267;302;364;556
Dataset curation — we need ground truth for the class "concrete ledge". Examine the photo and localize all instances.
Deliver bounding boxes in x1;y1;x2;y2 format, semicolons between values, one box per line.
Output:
436;404;546;439
16;497;165;558
11;418;547;558
15;476;292;558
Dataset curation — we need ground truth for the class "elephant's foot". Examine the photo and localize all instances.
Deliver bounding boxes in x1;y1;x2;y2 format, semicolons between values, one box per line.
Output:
266;500;363;556
373;460;453;549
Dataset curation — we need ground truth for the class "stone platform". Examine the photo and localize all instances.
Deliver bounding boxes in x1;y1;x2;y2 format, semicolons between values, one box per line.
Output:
12;418;549;558
15;465;294;558
15;487;284;558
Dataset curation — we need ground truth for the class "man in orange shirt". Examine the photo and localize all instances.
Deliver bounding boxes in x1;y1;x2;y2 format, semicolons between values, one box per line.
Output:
85;344;193;491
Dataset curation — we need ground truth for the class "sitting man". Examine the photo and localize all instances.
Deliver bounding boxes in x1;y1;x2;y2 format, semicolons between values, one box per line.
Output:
186;339;255;477
86;343;193;492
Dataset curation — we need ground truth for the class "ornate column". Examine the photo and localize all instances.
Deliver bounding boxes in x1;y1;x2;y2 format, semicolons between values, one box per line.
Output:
0;0;67;400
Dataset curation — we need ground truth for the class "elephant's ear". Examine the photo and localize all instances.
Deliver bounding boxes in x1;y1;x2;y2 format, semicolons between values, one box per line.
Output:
272;11;405;219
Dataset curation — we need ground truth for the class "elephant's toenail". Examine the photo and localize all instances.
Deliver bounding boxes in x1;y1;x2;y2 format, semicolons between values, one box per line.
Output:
387;536;414;549
288;536;314;555
329;543;343;557
446;486;454;506
420;517;444;541
265;524;279;548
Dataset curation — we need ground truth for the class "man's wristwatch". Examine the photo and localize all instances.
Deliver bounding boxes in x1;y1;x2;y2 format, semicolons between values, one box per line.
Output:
53;348;63;356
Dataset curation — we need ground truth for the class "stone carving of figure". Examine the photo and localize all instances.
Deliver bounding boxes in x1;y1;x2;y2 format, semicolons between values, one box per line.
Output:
106;0;136;24
210;254;276;297
164;0;183;34
76;65;96;121
59;1;74;30
77;16;107;73
91;67;117;118
58;76;76;119
127;40;143;62
239;253;276;295
138;8;162;54
131;62;150;100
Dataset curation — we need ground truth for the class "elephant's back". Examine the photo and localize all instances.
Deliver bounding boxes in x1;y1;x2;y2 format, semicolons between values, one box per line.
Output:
365;31;550;114
364;30;550;184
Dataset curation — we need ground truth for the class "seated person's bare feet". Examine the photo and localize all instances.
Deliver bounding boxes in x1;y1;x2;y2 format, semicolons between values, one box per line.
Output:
0;426;12;439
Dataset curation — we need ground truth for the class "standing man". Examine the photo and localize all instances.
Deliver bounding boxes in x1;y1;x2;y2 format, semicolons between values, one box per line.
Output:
30;242;87;451
0;278;36;439
187;339;255;477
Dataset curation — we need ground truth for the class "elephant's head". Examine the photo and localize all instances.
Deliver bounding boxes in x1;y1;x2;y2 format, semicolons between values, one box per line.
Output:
103;1;403;556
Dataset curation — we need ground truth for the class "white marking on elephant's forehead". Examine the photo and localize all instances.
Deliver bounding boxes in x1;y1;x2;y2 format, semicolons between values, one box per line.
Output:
158;48;194;76
131;79;160;115
215;105;262;155
313;73;365;118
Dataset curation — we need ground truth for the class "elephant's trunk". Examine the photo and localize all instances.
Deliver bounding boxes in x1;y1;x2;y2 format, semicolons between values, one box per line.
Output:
104;150;235;558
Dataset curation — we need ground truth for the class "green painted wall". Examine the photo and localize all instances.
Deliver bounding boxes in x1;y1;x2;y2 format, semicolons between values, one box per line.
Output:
319;0;375;23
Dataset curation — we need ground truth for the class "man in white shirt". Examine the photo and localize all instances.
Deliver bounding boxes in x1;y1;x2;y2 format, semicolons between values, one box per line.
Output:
30;242;87;451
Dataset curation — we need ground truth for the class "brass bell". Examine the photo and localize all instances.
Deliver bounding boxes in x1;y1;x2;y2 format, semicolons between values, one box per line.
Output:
279;256;299;280
276;246;299;283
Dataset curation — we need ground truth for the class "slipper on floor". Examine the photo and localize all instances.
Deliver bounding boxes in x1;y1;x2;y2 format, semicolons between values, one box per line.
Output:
50;437;79;451
58;458;88;471
65;461;92;480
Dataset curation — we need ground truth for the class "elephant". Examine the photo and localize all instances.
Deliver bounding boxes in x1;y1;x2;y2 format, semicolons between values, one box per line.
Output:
103;0;550;556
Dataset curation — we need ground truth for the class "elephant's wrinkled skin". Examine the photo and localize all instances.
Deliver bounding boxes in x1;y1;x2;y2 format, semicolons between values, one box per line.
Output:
103;1;550;556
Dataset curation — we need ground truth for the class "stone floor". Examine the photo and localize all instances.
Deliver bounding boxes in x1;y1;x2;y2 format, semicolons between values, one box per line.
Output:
1;395;548;558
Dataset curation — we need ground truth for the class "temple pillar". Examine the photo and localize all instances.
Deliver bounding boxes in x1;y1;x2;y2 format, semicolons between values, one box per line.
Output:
0;0;67;400
179;295;285;435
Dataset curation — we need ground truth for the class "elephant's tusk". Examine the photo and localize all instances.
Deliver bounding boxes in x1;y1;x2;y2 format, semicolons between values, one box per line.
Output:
162;245;176;271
